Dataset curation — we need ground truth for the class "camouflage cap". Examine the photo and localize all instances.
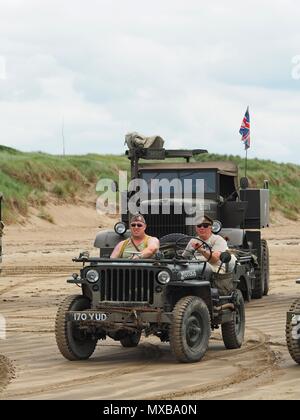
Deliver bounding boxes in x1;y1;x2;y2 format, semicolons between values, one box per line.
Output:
130;214;146;224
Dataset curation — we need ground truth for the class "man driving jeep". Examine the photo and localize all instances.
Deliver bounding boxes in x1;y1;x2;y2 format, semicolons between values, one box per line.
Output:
110;214;159;259
182;215;236;273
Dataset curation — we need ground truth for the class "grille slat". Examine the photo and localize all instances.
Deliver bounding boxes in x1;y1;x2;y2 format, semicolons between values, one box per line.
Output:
116;269;120;301
99;267;155;304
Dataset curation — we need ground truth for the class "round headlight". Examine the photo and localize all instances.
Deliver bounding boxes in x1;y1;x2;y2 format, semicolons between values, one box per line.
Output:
212;220;222;234
86;269;99;283
157;270;171;285
114;222;127;235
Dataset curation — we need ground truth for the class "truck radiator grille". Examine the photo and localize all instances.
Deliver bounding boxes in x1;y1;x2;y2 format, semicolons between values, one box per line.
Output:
99;268;155;304
145;206;190;238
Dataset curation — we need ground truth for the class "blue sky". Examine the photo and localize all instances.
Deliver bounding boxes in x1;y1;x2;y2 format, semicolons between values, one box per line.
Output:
0;0;300;163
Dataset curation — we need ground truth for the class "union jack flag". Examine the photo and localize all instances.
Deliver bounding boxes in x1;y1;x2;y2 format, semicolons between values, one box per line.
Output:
239;107;250;149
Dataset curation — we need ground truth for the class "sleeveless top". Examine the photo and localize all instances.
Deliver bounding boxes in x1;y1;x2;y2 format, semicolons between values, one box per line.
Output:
119;235;150;259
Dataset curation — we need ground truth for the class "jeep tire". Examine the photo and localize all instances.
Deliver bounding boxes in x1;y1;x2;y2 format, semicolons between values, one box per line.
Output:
221;289;245;349
170;296;210;363
286;298;300;364
55;295;97;361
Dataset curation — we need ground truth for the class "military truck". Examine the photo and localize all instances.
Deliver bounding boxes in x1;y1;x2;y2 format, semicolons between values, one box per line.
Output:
286;279;300;364
95;140;270;301
0;193;3;271
55;139;270;363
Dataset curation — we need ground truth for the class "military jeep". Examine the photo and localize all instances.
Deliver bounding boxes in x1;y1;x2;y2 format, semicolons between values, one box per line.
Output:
286;279;300;364
55;242;247;363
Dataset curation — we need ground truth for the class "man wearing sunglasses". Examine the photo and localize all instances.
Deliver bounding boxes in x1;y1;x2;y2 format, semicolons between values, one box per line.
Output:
110;214;159;259
183;215;236;273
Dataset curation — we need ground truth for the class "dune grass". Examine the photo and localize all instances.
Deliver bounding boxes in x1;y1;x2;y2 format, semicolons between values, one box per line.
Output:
0;147;129;223
0;145;299;223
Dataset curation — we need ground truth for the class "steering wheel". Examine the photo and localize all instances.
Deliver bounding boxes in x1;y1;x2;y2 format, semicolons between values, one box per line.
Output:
175;236;213;261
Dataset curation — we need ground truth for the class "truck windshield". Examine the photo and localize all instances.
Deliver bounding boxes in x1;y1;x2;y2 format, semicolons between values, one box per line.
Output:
140;170;216;194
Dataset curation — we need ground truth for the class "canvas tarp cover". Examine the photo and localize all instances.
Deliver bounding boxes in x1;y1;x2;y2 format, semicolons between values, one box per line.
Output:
125;132;165;150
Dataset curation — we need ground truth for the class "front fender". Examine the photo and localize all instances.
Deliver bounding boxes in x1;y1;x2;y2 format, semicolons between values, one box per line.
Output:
166;281;213;314
168;280;211;288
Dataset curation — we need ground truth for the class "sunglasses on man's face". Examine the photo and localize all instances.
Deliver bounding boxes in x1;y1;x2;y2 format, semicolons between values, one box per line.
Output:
196;223;211;228
131;223;144;228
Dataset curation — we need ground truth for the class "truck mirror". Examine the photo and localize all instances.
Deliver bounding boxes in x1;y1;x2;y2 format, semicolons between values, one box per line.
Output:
263;180;269;189
240;177;249;189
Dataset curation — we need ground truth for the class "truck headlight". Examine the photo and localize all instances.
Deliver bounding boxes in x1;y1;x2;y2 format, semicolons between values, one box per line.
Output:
212;220;222;234
157;271;171;285
114;222;127;235
86;269;99;283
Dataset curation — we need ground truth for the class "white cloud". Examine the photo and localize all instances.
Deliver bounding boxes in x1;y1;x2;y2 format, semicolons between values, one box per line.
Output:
0;0;299;163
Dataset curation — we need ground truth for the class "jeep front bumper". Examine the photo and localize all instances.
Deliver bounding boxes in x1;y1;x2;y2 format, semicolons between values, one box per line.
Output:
67;308;173;327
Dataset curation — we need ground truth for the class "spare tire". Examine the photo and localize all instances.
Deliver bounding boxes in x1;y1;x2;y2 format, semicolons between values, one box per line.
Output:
160;233;189;259
160;233;189;245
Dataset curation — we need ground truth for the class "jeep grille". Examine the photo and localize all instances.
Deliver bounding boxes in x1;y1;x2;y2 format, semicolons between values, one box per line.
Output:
99;268;155;304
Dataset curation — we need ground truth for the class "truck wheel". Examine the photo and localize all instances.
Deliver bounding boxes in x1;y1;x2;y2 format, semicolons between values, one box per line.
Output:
55;295;97;361
221;290;245;349
252;240;268;299
120;331;141;347
286;298;300;364
170;296;210;363
262;239;270;296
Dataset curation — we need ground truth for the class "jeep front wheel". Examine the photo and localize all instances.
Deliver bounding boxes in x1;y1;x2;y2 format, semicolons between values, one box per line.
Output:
55;295;97;361
170;296;210;363
286;298;300;364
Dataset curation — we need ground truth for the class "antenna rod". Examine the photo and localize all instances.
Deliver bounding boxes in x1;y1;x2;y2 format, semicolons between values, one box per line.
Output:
62;116;65;156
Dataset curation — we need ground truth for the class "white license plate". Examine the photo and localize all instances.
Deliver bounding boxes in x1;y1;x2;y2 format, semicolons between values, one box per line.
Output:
71;312;108;322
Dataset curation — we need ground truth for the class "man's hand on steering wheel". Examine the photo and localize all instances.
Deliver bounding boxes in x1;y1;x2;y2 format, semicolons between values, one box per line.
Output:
175;236;212;261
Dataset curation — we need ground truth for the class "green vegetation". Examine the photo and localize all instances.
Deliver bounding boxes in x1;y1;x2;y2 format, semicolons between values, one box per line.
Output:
0;145;299;223
0;146;128;223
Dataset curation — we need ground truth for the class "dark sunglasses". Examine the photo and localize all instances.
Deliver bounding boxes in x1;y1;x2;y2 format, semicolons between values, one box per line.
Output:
131;223;144;228
196;223;211;228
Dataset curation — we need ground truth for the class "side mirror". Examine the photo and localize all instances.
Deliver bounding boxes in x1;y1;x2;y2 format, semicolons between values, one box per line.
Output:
240;177;249;189
220;251;231;264
263;179;269;189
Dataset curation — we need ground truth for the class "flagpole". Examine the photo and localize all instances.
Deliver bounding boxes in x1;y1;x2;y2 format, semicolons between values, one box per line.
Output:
245;147;248;178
